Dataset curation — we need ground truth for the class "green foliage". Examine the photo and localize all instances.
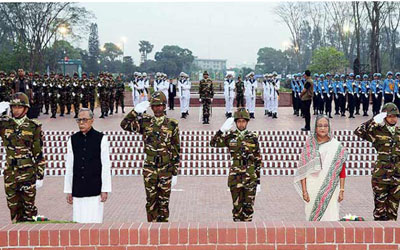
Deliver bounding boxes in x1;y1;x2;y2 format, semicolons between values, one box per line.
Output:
256;47;287;74
153;45;194;77
308;47;348;74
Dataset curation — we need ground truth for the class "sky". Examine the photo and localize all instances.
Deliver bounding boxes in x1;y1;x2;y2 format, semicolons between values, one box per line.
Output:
78;2;291;68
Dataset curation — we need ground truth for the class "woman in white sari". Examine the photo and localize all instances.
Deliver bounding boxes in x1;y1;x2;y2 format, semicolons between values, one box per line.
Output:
294;115;349;221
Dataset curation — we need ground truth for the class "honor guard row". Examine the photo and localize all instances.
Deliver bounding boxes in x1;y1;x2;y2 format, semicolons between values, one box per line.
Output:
290;71;400;119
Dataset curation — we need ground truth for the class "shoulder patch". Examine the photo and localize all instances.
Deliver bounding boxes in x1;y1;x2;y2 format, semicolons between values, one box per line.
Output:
168;118;179;126
30;119;42;127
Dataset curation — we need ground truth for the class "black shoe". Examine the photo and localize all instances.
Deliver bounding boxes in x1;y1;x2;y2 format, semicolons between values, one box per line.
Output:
355;112;360;115
74;114;78;118
335;112;339;115
186;111;189;115
272;113;277;119
115;109;118;114
363;112;368;116
44;111;49;115
60;113;64;117
265;110;268;115
181;113;185;118
122;109;125;113
51;114;56;118
99;113;104;118
227;113;232;118
301;127;310;131
268;112;272;117
341;114;345;117
105;113;108;117
67;111;71;115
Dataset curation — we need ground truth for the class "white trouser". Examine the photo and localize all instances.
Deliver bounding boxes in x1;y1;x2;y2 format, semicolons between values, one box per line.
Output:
263;95;270;111
225;96;234;114
180;93;190;113
133;91;140;106
270;96;278;113
246;96;256;113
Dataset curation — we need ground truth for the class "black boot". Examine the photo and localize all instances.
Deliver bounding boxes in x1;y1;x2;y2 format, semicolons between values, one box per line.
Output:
272;113;277;119
51;114;56;118
99;112;104;118
181;113;185;118
363;111;368;116
268;112;272;117
329;113;333;118
186;111;189;116
115;107;118;114
60;113;64;117
74;113;78;118
265;110;267;116
122;107;125;113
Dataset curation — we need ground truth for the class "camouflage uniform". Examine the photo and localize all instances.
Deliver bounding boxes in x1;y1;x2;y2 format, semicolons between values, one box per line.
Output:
80;73;89;108
97;76;108;118
235;78;245;108
199;71;214;124
31;73;43;112
57;75;66;116
6;72;16;99
71;73;81;118
49;74;59;118
120;91;180;222
210;108;261;221
88;75;96;112
0;93;46;222
115;77;125;113
64;75;73;114
108;75;116;115
0;72;11;102
354;102;400;221
42;75;50;114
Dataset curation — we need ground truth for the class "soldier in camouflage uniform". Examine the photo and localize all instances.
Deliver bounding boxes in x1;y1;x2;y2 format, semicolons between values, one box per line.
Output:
42;74;50;115
88;74;96;113
120;91;180;222
97;73;108;118
115;75;125;114
210;108;261;221
71;73;81;118
355;102;400;221
107;73;116;115
0;71;10;102
49;72;59;118
0;93;46;222
31;73;43;115
7;71;16;98
199;71;214;124
80;72;89;108
64;74;72;115
57;74;66;117
235;75;245;108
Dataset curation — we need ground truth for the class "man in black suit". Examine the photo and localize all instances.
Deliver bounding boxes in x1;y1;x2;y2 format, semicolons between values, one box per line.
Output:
168;79;177;110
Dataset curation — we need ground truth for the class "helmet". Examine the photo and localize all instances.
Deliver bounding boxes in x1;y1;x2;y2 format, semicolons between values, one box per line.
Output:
203;71;209;75
377;73;382;77
233;108;250;121
381;102;400;115
356;75;361;79
387;71;393;76
272;71;278;76
363;74;368;79
319;74;325;78
10;92;30;108
326;72;331;77
142;72;147;77
314;73;319;77
349;73;355;77
249;71;255;76
150;91;167;105
396;72;400;77
179;72;186;77
334;74;339;78
340;74;345;78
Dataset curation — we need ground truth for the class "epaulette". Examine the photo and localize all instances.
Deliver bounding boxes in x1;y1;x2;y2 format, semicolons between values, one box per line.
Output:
31;118;42;127
168;118;179;126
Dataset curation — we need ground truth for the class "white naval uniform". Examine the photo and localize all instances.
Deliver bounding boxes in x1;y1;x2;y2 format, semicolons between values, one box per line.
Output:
270;78;280;114
262;79;271;112
64;135;112;223
224;78;236;114
178;79;191;114
245;78;257;114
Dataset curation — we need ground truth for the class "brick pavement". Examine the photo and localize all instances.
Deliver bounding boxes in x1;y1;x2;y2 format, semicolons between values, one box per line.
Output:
0;176;375;224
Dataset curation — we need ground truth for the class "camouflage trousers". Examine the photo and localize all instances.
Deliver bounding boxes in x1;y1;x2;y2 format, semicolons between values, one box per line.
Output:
372;180;400;221
89;95;95;112
115;92;125;112
228;173;257;222
65;94;72;113
143;164;173;222
109;95;115;113
72;96;81;114
99;95;109;114
43;96;50;113
81;94;90;108
50;97;58;116
202;99;212;118
4;171;38;222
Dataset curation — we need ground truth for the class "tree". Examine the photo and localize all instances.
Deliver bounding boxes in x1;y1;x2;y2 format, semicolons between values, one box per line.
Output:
122;56;135;75
154;45;194;77
101;42;123;62
43;40;82;73
256;47;287;73
0;3;92;71
87;23;100;74
308;47;348;74
139;40;154;63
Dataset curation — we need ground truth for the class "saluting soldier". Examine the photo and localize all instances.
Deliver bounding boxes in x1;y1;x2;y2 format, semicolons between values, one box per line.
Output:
120;91;180;222
355;102;400;221
210;108;261;222
0;93;46;222
199;71;214;124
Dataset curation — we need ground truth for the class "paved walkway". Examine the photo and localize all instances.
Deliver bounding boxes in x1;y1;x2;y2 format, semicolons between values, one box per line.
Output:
0;176;375;224
38;107;370;132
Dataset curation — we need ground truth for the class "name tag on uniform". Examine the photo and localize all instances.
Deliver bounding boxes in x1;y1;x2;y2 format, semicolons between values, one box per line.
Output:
21;130;33;136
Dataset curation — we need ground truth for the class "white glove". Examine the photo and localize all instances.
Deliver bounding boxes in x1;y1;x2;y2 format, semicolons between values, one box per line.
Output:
172;176;178;187
57;94;60;98
374;112;387;124
256;185;261;193
36;179;43;189
220;117;235;133
80;94;83;98
375;94;378;99
327;94;330;98
0;102;10;114
97;93;99;98
134;101;150;113
72;93;75;97
199;98;202;102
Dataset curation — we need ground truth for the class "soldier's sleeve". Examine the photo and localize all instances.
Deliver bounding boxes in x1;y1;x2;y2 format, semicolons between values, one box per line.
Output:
32;123;46;180
171;121;180;176
252;135;262;185
354;118;377;143
120;109;143;134
199;81;203;99
210;130;228;147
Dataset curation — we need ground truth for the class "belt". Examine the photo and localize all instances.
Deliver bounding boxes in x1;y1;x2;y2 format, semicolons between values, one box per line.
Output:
233;159;252;166
146;154;170;166
377;155;400;163
7;158;33;166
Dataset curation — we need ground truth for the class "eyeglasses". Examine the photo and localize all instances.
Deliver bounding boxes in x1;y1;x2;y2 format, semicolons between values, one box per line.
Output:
316;124;329;128
75;118;92;123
